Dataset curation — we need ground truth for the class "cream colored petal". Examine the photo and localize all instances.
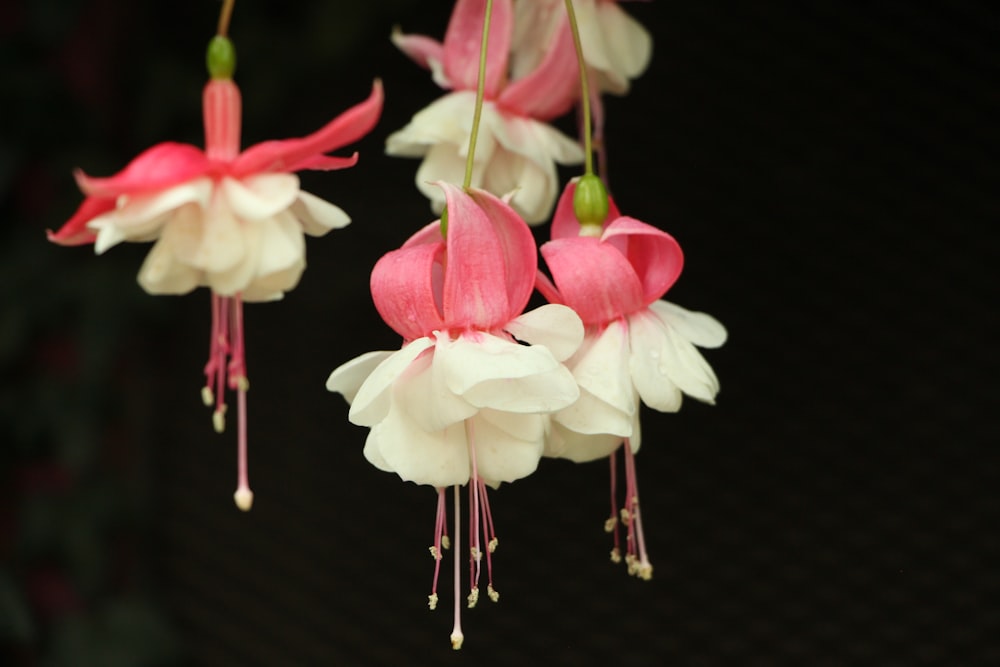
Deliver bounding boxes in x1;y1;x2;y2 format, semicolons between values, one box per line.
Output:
505;303;584;362
349;337;435;427
327;350;395;404
136;234;201;296
627;310;684;412
373;409;471;488
598;1;652;84
569;322;636;416
105;178;213;237
649;300;728;349
239;258;304;302
204;215;258;296
221;174;300;222
255;212;305;278
292;190;351;237
660;324;721;405
554;386;633;438
395;345;478;433
545;420;623;463
468;412;543;485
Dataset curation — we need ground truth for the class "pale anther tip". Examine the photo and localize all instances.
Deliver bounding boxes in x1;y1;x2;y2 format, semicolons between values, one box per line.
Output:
212;410;226;433
428;593;438;610
234;488;254;511
201;386;214;406
450;633;464;650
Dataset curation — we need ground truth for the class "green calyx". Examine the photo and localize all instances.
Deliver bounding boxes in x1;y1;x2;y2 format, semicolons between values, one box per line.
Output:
573;174;610;228
207;36;237;79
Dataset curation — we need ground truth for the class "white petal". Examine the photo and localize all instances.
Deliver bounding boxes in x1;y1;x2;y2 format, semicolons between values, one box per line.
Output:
239;257;303;302
627;310;684;412
362;427;394;473
222;174;300;221
414;144;467;214
545;420;623;463
349;337;435;427
468;412;543;485
136;234;200;296
385;91;479;156
292;190;351;236
100;178;213;241
373;410;470;487
326;350;394;404
505;304;583;361
554;386;634;437
92;219;127;255
436;332;578;412
598;1;652;83
660;324;721;404
649;300;728;349
569;321;636;415
478;408;544;443
205;215;259;296
255;212;305;278
395;347;478;432
184;194;245;273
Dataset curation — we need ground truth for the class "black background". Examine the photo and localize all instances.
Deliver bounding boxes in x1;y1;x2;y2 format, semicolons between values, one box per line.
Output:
2;1;998;665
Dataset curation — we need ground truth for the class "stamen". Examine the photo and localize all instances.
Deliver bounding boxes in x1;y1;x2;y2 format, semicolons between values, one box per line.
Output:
429;487;447;609
450;484;464;650
607;451;622;560
622;439;653;579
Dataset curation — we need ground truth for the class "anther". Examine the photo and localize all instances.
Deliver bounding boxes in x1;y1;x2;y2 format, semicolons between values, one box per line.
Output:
604;517;617;533
467;587;479;608
610;547;622;564
213;407;227;433
488;537;498;553
429;546;440;560
487;585;499;603
201;386;214;406
442;535;451;550
236;376;250;392
428;593;438;610
233;487;254;511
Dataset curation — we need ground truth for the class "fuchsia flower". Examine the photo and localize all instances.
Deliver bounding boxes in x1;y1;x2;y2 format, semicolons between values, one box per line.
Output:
49;74;384;510
327;182;582;648
386;0;584;224
536;180;727;577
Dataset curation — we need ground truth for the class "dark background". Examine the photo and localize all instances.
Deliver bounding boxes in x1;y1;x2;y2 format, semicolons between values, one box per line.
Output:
2;1;998;665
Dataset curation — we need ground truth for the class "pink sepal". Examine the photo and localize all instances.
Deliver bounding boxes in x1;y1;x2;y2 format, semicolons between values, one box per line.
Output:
550;180;622;240
46;196;114;246
392;31;445;74
371;241;447;341
442;0;513;96
602;217;684;305
540;236;646;325
74;143;211;198
499;19;579;121
233;80;383;175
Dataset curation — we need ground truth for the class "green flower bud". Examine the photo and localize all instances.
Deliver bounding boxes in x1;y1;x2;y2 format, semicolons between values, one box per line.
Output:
573;174;609;228
207;36;237;80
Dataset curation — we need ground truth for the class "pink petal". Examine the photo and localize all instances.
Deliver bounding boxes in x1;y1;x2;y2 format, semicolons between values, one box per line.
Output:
499;17;579;121
467;186;537;317
74;143;211;198
438;182;509;329
401;219;444;249
442;0;513;95
391;29;444;74
540;236;646;325
602;217;684;304
288;153;359;172
233;80;383;176
550;179;622;240
370;241;446;341
46;196;114;246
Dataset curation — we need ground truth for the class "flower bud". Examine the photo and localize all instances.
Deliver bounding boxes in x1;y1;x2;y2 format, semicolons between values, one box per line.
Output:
573;174;609;230
207;35;237;80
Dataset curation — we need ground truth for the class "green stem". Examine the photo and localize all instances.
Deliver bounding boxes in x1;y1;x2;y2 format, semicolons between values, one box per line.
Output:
462;0;494;190
217;0;236;37
564;0;594;175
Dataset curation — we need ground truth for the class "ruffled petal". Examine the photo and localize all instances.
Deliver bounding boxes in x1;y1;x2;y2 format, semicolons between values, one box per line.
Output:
221;174;300;222
395;346;478;433
74;142;210;198
385;91;479;158
136;206;203;295
553;386;633;438
349;337;435;427
370;410;471;487
597;0;652;88
291;190;351;236
187;192;246;274
568;321;636;415
437;332;579;413
326;350;394;404
233;80;383;175
100;178;213;239
370;242;446;340
659;323;721;405
442;0;513;95
468;411;543;485
414;144;467;214
240;257;304;302
546;420;624;463
602;217;684;305
505;303;583;361
627;309;683;412
478;407;544;443
649;300;728;349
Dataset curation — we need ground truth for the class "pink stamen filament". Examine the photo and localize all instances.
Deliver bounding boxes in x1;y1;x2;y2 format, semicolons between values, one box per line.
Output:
429;487;448;609
467;422;482;603
450;484;464;650
607;450;622;562
203;293;253;511
621;439;652;579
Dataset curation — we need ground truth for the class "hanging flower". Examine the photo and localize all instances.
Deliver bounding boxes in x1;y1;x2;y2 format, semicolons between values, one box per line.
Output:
386;0;584;224
48;35;384;510
510;0;652;96
327;182;582;648
536;179;727;577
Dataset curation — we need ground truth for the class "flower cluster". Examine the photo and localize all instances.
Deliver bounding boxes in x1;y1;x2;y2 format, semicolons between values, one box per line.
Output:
49;0;725;652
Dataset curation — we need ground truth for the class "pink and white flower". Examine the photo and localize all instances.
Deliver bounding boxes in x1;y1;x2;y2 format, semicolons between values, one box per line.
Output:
386;0;584;224
49;76;384;510
327;182;582;648
536;180;726;576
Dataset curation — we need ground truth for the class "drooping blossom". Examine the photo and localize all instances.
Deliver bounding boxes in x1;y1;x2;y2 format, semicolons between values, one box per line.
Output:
536;179;727;577
386;0;584;224
327;182;582;648
49;48;384;510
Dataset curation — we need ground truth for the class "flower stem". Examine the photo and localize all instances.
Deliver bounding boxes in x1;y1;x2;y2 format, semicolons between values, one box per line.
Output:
217;0;236;37
462;0;494;190
564;0;594;176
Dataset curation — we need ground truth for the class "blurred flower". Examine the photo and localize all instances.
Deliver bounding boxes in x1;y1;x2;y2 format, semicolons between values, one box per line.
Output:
386;0;584;224
328;182;581;647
